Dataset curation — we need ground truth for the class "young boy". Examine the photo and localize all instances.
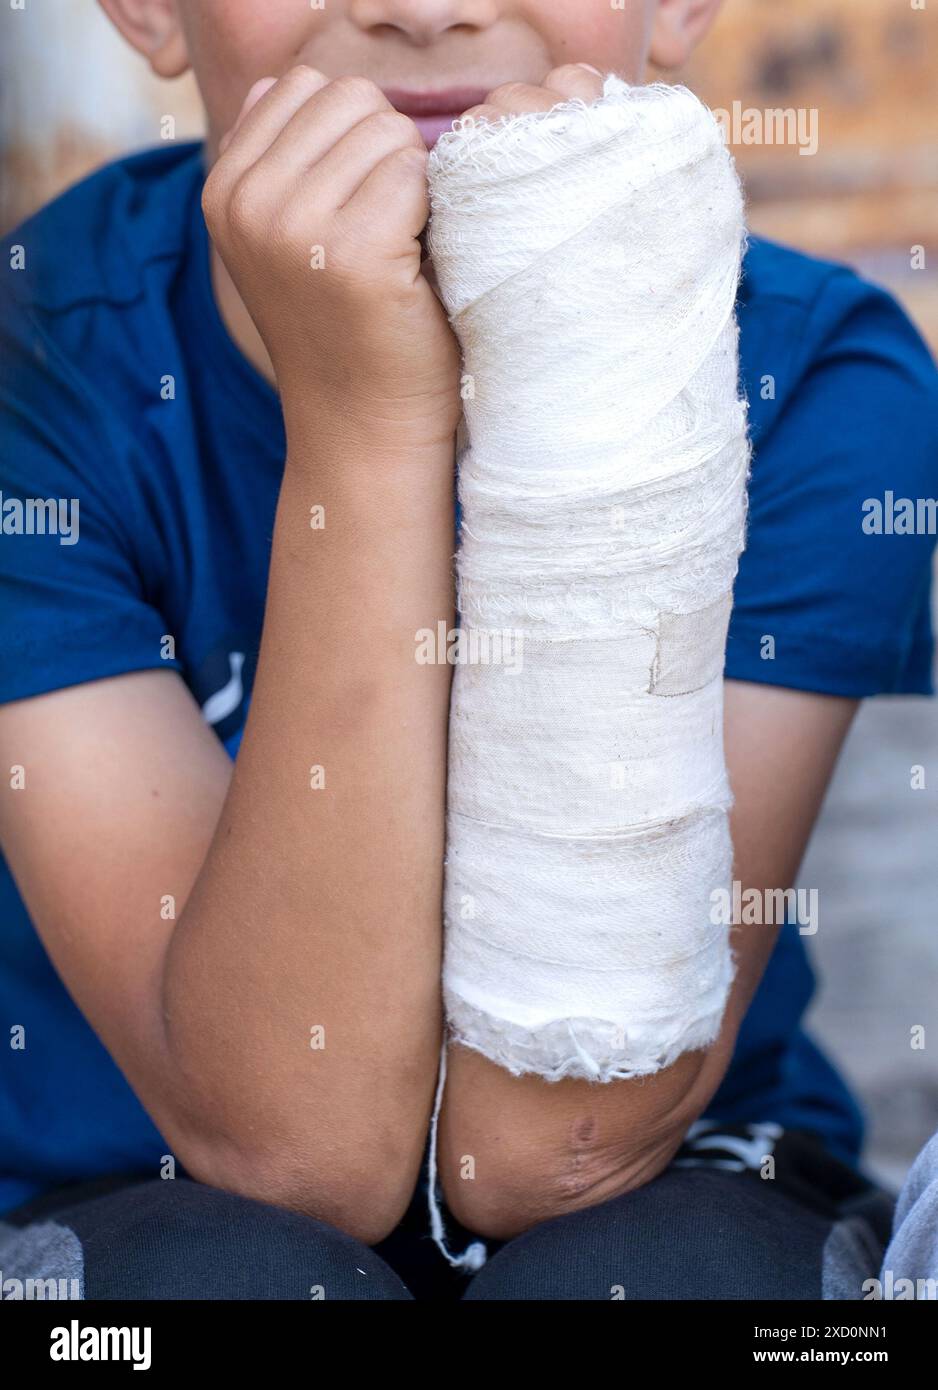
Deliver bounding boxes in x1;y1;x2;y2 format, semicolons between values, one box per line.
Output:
0;0;936;1301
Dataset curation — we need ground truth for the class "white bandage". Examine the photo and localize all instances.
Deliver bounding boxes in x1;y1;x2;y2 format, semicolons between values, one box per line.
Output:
424;76;749;1260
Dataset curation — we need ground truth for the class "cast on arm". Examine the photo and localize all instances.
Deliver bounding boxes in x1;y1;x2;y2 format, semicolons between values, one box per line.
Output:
430;77;748;1088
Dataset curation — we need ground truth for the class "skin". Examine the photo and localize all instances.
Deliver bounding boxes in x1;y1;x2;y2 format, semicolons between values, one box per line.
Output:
0;0;858;1245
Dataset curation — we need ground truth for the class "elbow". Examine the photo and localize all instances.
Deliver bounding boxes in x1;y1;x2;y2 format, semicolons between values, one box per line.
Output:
437;1043;714;1241
442;1162;652;1244
440;1171;534;1243
437;1145;590;1243
158;992;429;1246
176;1129;419;1247
439;1131;672;1244
441;1164;595;1244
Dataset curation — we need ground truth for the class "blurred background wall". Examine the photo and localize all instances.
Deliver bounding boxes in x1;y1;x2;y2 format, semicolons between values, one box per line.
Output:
0;0;204;231
682;0;938;351
1;0;937;1189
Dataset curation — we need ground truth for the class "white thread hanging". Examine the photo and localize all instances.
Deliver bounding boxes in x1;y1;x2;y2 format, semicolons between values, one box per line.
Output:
425;1040;488;1272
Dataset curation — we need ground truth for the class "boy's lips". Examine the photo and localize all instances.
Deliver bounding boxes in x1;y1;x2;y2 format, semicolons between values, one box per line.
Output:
383;86;493;148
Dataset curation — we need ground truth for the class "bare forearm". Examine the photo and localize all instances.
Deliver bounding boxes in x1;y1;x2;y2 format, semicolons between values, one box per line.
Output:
162;422;454;1226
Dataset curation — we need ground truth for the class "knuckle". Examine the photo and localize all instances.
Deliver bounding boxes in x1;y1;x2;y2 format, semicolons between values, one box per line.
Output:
330;74;383;109
270;201;311;250
388;140;426;162
282;63;326;92
490;81;530;105
201;173;222;227
384;144;427;174
550;63;592;84
202;167;236;236
227;173;266;234
366;108;420;144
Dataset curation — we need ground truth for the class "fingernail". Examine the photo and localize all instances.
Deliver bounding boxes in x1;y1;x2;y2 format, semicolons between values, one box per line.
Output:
578;64;603;76
245;76;278;108
226;76;277;145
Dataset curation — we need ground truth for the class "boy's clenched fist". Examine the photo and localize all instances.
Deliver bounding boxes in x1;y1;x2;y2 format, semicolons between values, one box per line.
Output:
203;66;462;450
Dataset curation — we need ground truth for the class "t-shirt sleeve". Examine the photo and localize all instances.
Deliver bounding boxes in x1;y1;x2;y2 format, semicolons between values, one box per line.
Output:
726;269;938;698
0;286;182;705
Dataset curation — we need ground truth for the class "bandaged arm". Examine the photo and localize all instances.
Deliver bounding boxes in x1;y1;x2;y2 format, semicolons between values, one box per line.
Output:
431;77;749;1084
426;79;857;1240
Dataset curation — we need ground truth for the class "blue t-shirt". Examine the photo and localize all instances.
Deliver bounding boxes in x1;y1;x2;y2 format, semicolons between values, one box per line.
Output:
1;144;937;1216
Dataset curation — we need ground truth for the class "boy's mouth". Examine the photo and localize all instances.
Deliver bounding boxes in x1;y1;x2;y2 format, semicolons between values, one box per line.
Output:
383;87;493;148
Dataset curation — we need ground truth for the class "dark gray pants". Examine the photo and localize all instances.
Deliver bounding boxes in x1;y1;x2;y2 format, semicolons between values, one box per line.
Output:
0;1124;897;1300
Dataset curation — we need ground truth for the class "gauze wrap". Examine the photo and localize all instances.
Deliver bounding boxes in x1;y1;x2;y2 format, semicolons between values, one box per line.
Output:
427;76;750;1092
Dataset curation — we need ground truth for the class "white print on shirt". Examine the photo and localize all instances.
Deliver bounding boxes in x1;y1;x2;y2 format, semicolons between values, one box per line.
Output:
200;651;245;726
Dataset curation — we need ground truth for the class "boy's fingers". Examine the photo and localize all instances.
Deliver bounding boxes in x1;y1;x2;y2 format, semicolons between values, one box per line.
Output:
463;66;604;125
543;63;605;103
236;76;279;128
482;82;558;115
458;103;500;126
293;109;425;213
219;78;276;155
217;66;330;171
252;76;395;185
339;145;430;254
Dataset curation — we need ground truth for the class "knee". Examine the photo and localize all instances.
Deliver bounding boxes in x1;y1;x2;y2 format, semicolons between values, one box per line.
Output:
463;1170;828;1300
77;1179;411;1300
